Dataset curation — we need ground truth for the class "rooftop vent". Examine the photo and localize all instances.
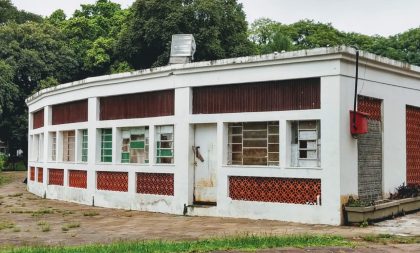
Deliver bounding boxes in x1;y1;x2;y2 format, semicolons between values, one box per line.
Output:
169;34;196;64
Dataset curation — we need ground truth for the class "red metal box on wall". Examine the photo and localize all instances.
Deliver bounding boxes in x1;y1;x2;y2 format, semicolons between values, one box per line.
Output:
350;111;369;135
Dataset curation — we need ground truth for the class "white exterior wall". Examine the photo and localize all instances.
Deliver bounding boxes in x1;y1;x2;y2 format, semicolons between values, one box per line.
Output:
339;57;420;200
26;47;420;225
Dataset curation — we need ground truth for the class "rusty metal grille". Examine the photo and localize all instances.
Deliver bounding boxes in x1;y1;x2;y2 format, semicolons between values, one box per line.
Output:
136;173;174;195
52;99;88;125
406;105;420;185
97;172;128;192
48;169;64;186
37;167;43;183
33;109;44;129
358;96;382;121
193;78;320;114
229;176;321;205
100;90;174;120
30;167;35;181
69;170;87;189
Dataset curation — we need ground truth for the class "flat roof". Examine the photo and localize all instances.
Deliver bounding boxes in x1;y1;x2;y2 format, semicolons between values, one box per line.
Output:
26;46;420;104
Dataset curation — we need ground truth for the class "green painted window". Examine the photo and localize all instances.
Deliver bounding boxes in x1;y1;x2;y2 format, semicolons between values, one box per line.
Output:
156;125;174;164
81;129;88;162
121;127;149;164
101;129;112;162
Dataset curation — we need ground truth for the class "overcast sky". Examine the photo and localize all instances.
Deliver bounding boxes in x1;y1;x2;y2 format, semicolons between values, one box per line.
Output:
12;0;420;36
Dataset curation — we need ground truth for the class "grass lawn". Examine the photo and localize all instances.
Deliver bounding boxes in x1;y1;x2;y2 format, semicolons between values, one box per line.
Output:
1;234;352;253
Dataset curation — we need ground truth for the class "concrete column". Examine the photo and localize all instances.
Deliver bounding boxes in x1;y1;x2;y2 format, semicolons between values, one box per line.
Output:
87;97;98;199
173;87;193;212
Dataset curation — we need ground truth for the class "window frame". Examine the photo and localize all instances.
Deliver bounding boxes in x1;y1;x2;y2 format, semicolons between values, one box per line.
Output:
227;121;279;166
155;125;174;164
120;126;149;164
100;128;112;163
62;130;75;162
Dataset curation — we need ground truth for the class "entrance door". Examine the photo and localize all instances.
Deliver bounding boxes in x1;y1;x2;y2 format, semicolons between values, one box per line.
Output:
193;124;217;204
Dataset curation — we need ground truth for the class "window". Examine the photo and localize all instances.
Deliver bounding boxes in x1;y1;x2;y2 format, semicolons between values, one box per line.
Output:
38;134;44;162
62;131;75;162
51;132;57;161
228;122;279;166
81;130;88;162
121;127;149;164
156;125;174;164
100;129;112;162
291;120;321;167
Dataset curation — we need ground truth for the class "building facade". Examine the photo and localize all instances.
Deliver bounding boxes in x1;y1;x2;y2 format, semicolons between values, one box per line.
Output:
26;47;420;225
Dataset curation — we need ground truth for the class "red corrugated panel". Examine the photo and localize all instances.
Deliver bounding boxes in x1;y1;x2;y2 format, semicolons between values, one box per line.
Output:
192;78;320;114
37;167;43;183
97;171;128;192
69;170;87;189
49;168;64;186
30;167;35;181
406;105;420;185
229;176;321;205
33;109;44;129
136;173;174;195
100;90;174;120
52;100;88;125
358;96;382;122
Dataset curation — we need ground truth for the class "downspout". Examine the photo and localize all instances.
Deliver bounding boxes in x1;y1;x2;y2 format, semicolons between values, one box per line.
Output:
352;47;360;129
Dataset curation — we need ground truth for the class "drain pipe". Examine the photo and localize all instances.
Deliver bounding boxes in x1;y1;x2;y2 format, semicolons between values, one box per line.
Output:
352;46;360;129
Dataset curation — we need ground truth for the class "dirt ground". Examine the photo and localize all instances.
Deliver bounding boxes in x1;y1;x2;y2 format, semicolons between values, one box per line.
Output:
0;171;419;252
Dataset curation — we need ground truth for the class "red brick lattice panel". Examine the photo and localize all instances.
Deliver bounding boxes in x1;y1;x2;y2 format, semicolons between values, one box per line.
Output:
48;169;64;186
406;105;420;185
33;108;44;129
30;167;35;181
229;176;321;205
136;173;174;196
69;170;87;189
37;167;43;183
97;172;128;192
358;96;382;122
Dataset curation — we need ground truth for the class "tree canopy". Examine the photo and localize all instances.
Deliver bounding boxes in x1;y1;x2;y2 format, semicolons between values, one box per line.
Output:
0;0;419;165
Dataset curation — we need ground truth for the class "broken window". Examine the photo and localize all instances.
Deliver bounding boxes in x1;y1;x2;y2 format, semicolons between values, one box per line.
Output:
100;128;112;163
50;132;56;161
81;129;88;162
227;122;279;166
291;120;321;167
156;125;174;164
62;131;75;162
121;127;149;164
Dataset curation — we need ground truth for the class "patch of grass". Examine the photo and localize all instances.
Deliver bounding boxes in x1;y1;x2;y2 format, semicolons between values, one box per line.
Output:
32;208;54;217
361;234;420;244
83;211;99;217
62;222;80;232
0;172;13;187
37;221;48;226
1;234;352;253
12;227;21;233
8;193;23;197
39;222;50;232
0;220;15;230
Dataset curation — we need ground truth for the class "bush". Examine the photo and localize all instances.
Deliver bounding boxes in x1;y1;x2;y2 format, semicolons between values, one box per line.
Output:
0;153;7;171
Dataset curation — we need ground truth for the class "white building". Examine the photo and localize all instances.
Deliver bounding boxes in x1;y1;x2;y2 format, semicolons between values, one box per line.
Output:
26;46;420;225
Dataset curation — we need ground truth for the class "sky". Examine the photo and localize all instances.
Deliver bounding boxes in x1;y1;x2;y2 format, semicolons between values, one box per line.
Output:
11;0;420;36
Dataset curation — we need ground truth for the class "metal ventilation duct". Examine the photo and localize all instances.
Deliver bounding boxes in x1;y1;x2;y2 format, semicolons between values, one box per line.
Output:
169;34;196;64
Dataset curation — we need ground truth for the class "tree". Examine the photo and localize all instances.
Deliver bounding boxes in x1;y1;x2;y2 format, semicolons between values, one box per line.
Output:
249;18;292;54
0;0;42;24
117;0;255;69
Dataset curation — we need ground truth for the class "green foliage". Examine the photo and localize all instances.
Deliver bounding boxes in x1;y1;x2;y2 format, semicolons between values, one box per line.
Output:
0;153;6;171
0;0;42;24
117;0;255;69
3;234;351;253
